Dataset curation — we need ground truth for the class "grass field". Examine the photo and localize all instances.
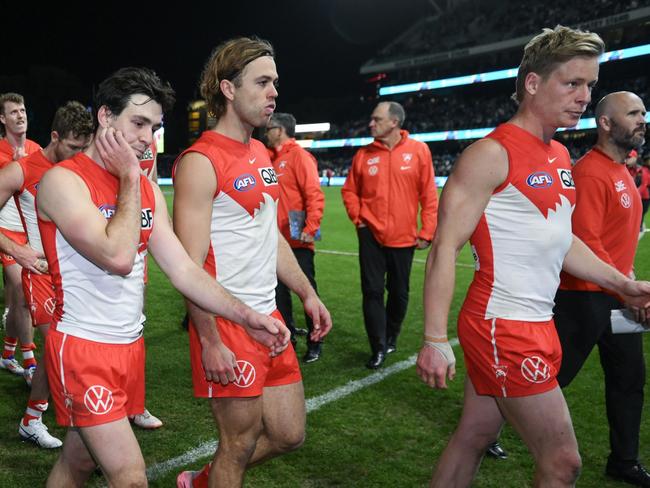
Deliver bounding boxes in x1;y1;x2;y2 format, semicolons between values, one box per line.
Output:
1;185;650;487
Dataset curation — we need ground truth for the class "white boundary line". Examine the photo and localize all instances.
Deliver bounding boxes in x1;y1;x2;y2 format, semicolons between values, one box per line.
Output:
316;248;475;269
146;338;460;481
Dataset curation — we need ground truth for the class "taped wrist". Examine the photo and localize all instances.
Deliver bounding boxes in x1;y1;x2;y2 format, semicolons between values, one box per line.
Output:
423;340;456;367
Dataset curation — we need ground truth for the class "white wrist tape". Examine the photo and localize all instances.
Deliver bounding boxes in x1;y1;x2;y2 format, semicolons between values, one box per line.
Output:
424;341;456;367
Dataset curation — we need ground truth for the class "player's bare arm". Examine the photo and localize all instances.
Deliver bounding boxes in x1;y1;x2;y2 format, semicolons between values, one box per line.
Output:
173;152;290;358
0;160;45;272
37;129;141;275
563;235;650;322
277;234;332;342
417;138;508;389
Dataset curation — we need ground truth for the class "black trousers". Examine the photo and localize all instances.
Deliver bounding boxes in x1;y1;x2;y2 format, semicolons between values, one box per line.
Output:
554;289;645;468
276;247;320;346
358;226;415;353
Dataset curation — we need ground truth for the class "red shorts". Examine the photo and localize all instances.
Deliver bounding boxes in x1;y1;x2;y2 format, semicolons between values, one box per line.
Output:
45;329;145;427
22;270;56;326
458;311;561;398
0;228;27;266
189;310;302;398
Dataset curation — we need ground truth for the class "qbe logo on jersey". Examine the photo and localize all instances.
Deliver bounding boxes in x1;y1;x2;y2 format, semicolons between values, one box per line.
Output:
141;208;153;229
257;167;278;187
233;360;256;388
557;168;575;190
84;385;114;415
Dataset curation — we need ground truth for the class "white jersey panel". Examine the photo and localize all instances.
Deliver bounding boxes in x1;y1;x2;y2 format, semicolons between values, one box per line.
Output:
484;184;574;320
211;191;278;314
17;191;42;253
0;199;24;231
54;229;145;344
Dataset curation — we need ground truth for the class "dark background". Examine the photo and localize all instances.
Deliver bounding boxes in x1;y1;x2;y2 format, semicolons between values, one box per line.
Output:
0;0;433;152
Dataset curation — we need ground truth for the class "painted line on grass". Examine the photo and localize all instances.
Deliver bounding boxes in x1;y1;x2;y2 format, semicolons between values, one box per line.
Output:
146;338;460;481
317;248;475;269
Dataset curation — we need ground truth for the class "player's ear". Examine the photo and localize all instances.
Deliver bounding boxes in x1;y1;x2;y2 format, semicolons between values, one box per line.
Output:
97;106;113;128
50;131;60;143
220;79;236;102
525;72;541;96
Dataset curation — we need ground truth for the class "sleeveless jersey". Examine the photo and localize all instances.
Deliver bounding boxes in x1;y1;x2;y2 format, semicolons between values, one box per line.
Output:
15;150;53;254
38;153;156;343
462;123;576;321
0;138;41;231
174;131;280;314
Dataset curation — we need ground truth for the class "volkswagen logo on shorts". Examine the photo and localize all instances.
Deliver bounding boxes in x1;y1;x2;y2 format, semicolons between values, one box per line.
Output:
520;356;551;383
84;385;114;415
233;360;256;388
44;297;56;316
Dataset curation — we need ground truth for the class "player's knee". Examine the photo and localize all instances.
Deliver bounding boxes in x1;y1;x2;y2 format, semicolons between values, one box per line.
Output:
544;446;581;484
277;428;305;453
108;467;147;488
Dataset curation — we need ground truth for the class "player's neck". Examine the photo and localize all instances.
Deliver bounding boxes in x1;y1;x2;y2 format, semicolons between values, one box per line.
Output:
5;130;26;148
213;112;253;145
42;142;58;163
509;112;557;145
84;143;108;170
594;140;628;164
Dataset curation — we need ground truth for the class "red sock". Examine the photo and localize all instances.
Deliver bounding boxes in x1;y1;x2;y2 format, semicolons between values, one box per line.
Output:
192;463;212;488
22;399;48;426
2;336;17;359
20;343;37;369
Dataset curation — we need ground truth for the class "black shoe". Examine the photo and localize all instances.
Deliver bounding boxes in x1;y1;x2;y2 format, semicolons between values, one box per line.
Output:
485;441;508;460
606;462;650;487
303;344;321;363
386;336;397;354
366;351;385;369
294;327;308;336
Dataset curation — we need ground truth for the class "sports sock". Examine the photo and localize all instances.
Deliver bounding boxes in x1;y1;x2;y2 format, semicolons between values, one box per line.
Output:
20;343;37;369
2;336;18;359
22;399;48;426
192;463;212;488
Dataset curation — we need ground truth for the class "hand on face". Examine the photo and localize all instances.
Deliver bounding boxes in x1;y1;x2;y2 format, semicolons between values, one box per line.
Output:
95;127;141;180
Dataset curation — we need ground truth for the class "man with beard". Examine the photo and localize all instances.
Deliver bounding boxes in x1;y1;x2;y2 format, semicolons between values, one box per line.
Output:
554;91;650;486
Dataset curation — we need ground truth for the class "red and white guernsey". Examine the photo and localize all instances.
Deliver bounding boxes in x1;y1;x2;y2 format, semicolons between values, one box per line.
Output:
15;151;53;254
0;138;41;232
38;153;156;343
462;123;576;321
174;131;280;314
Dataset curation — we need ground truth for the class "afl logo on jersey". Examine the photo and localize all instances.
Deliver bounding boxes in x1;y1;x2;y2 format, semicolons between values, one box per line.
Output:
99;204;116;219
258;167;278;186
526;172;553;188
234;174;257;192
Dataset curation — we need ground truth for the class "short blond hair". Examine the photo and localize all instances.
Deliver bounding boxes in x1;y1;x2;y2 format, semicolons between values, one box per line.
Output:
514;25;604;103
200;37;274;120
